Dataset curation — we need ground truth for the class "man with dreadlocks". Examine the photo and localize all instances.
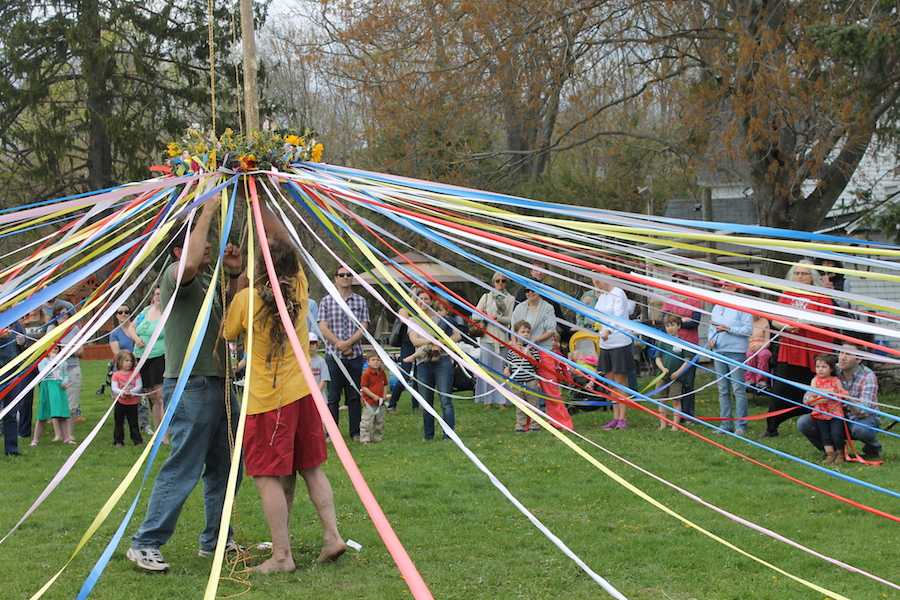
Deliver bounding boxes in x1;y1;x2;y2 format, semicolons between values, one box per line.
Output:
224;206;345;574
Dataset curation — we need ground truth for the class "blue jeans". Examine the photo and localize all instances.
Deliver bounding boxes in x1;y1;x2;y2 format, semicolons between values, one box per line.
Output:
714;352;748;431
131;376;240;552
326;355;363;438
417;357;455;440
798;413;881;455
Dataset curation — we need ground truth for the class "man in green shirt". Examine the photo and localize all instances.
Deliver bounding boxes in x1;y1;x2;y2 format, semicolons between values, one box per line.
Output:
128;196;243;572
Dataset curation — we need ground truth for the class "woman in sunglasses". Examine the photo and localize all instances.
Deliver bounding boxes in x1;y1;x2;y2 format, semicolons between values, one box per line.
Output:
109;305;135;356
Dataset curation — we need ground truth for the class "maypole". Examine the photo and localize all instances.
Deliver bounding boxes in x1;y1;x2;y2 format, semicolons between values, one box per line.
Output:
239;0;260;133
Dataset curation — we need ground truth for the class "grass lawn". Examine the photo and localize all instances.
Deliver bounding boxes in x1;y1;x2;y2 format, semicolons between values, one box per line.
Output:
2;360;897;599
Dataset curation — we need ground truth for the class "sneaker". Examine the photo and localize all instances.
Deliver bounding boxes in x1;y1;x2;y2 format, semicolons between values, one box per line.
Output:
127;547;169;572
601;419;619;431
198;540;243;558
614;419;628;430
760;430;779;439
734;428;747;437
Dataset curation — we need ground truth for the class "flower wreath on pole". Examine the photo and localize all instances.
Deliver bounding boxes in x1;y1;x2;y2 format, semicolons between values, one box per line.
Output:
156;126;324;175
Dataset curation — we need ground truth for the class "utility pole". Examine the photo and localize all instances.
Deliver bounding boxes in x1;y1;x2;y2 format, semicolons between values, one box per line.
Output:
240;0;260;132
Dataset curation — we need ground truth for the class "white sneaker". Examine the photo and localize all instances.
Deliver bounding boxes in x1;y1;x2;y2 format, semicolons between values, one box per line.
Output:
198;540;243;558
126;547;169;572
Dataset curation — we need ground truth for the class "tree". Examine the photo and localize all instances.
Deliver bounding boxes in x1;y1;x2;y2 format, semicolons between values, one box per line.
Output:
0;0;270;202
660;0;900;232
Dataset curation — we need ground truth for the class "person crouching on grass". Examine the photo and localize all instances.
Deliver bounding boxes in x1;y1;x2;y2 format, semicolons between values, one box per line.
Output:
223;221;345;574
803;354;848;465
504;320;541;432
654;315;692;431
111;350;144;446
359;353;388;443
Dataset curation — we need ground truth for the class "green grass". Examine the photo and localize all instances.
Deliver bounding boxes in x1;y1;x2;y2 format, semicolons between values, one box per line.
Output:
2;361;898;599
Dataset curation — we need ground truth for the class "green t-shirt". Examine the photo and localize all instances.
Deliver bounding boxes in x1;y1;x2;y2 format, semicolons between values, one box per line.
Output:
660;341;690;380
161;263;225;379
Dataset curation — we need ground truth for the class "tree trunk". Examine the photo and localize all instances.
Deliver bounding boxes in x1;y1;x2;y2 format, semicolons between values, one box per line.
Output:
81;0;113;191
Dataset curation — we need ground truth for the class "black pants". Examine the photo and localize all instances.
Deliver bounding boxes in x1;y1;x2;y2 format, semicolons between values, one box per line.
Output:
388;358;413;409
681;366;697;418
326;355;363;438
814;418;845;451
114;403;143;445
14;376;34;438
765;363;812;434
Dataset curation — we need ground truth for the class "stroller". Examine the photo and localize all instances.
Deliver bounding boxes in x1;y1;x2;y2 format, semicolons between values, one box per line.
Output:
566;330;608;413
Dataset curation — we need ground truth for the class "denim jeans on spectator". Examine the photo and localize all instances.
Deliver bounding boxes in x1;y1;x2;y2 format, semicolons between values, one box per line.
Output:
131;376;239;552
798;413;881;455
325;354;363;438
714;352;748;431
417;356;455;440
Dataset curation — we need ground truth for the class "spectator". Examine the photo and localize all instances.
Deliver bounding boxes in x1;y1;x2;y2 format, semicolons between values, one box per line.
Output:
504;320;541;432
763;260;834;437
654;315;693;431
31;345;73;446
744;315;772;392
707;282;753;436
513;287;573;430
309;334;330;393
661;272;703;417
472;272;514;407
592;277;634;431
318;267;369;441
798;343;881;460
801;354;847;464
128;288;166;434
110;350;144;447
41;297;75;326
109;305;135;354
0;320;26;455
388;306;416;411
18;310;47;438
515;262;571;345
359;353;388;443
408;291;459;440
54;306;83;442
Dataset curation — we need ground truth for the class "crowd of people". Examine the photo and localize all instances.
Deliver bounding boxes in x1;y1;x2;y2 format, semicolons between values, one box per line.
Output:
0;201;890;577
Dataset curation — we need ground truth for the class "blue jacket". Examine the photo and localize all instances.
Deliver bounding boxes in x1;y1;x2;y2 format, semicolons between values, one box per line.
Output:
707;306;752;354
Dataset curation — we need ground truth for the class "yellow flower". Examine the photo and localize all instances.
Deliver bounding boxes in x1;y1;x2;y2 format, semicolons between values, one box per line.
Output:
311;143;324;162
208;150;217;169
166;142;180;158
284;134;301;146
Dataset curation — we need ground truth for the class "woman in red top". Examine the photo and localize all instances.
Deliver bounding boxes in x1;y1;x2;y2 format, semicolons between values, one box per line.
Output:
763;261;834;437
660;273;704;418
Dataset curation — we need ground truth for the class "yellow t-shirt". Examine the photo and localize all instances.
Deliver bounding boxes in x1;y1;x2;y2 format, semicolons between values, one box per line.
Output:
223;271;312;415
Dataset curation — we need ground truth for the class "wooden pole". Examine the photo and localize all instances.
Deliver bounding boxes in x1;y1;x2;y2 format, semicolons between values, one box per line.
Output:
240;0;260;133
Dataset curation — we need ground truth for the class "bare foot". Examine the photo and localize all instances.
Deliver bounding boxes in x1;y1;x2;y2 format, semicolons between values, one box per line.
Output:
657;424;666;431
317;541;347;563
251;557;296;574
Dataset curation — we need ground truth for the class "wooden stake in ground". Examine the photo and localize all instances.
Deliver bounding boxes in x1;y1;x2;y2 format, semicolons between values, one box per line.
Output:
240;0;260;132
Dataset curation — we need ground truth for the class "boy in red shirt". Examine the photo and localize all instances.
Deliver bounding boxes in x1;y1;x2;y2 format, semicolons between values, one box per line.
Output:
359;353;388;443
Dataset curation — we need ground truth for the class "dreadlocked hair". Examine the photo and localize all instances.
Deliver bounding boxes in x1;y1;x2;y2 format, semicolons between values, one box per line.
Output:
255;239;303;375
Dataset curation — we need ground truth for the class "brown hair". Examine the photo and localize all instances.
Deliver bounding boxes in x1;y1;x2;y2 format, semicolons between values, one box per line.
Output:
513;320;532;332
814;353;837;375
115;350;136;371
664;314;683;327
255;239;302;367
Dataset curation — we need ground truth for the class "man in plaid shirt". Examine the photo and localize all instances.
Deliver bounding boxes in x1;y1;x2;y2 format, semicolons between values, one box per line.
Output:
798;343;882;459
318;266;369;440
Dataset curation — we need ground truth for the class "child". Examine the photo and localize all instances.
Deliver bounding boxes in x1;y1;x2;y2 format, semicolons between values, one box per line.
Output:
111;350;144;446
359;353;388;443
504;320;541;432
308;334;330;393
654;315;692;431
31;346;73;446
803;354;847;465
744;315;772;391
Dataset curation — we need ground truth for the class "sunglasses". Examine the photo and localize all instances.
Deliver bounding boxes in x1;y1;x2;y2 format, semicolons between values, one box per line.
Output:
494;278;507;283
336;273;353;278
116;310;129;315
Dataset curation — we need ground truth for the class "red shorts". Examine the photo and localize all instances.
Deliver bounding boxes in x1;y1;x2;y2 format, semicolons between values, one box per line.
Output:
243;395;327;477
